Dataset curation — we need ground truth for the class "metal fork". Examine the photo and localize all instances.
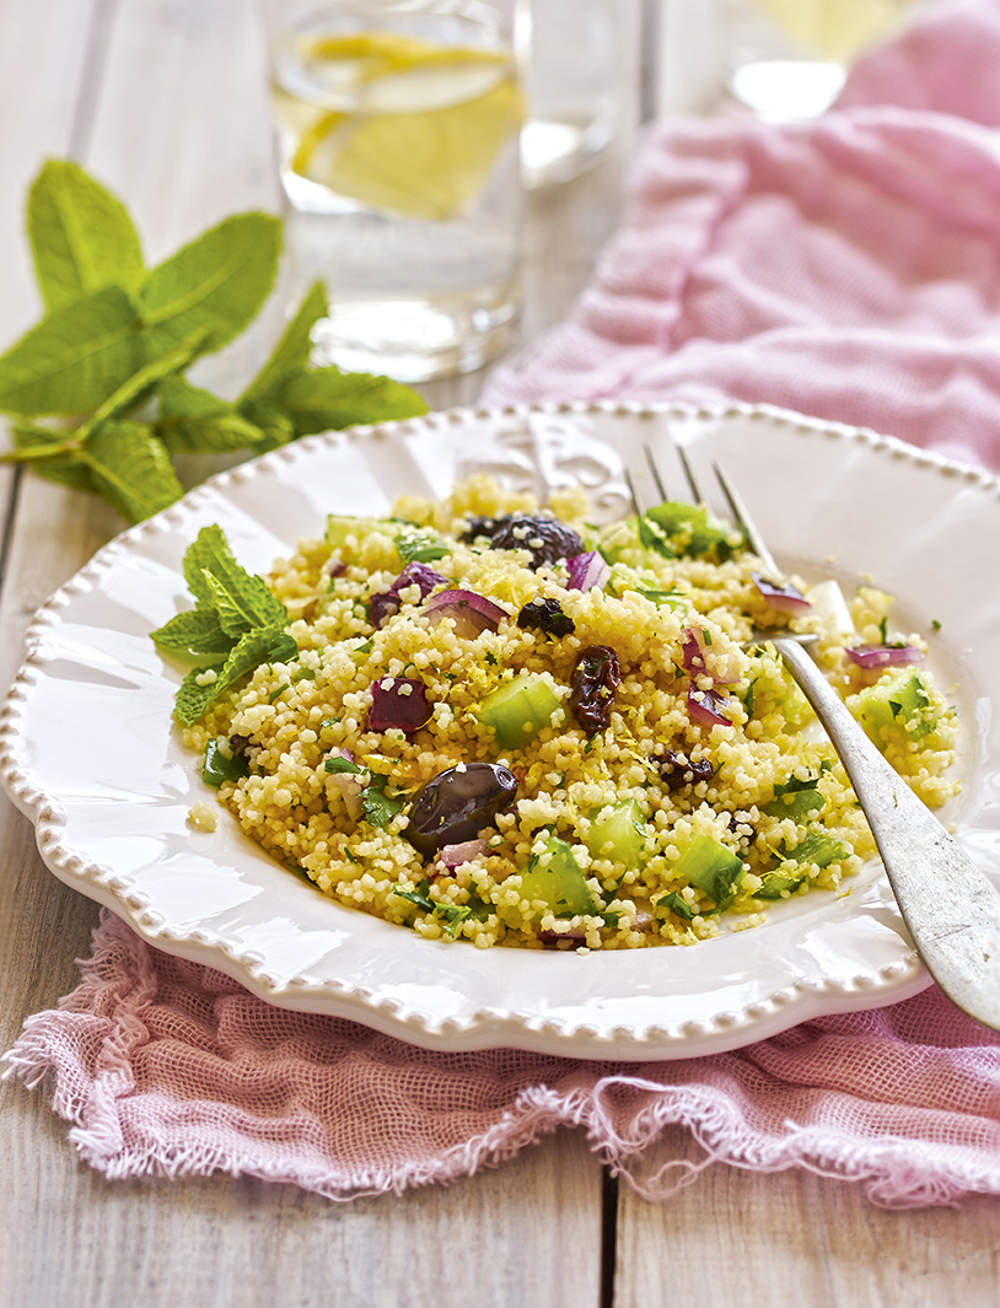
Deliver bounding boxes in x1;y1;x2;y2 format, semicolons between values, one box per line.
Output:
628;442;1000;1032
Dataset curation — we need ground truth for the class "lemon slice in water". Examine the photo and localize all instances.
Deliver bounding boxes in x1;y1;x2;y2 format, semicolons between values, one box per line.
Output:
751;0;916;62
288;32;523;222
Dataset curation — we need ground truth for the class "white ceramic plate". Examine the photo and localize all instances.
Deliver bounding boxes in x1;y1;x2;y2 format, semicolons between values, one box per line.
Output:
3;402;999;1060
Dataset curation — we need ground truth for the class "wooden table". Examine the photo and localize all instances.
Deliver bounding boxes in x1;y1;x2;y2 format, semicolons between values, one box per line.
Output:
1;4;997;1304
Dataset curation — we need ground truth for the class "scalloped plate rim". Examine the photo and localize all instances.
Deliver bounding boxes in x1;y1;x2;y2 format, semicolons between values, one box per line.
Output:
1;398;995;1060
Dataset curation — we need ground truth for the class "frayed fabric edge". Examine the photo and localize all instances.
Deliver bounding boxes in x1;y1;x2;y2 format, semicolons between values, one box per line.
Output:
6;1025;1000;1208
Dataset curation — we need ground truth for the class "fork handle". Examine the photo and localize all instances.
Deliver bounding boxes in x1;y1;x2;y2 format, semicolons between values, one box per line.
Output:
772;636;1000;1031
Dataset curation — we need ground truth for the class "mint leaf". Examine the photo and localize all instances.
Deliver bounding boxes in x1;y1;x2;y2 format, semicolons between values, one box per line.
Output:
394;525;449;564
79;330;208;437
139;212;281;357
278;365;427;436
79;420;183;522
240;279;326;404
360;774;404;827
0;285;142;415
182;523;287;631
157;376;265;453
237;399;296;450
202;739;249;787
324;756;363;775
655;890;695;921
151;607;232;658
27;160;144;311
392;879;435;913
10;423;95;491
174;626;298;725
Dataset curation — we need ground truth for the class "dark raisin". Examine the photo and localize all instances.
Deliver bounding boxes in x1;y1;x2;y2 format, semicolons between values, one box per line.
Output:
654;748;713;789
570;645;621;734
228;733;253;760
516;598;575;638
460;514;512;543
488;514;584;569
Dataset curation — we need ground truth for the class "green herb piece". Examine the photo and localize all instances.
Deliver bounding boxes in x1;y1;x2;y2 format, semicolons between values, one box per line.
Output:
637;513;674;557
1;160;429;523
202;739;249;788
344;848;358;864
268;682;290;704
932;619;942;632
436;903;472;937
702;628;712;646
80;420;184;522
777;831;848;869
320;716;340;732
745;677;757;716
878;616;888;643
392;878;435;913
157;376;265;453
360;774;404;828
278;365;428;437
138;212;281;357
28;159;144;310
174;626;298;726
295;667;316;682
324;756;363;775
241;279;327;404
655;890;695;921
633;586;685;608
0;285;143;415
394;525;450;564
601;911;621;928
351;637;374;660
151;607;232;658
183;524;287;635
485;651;497;666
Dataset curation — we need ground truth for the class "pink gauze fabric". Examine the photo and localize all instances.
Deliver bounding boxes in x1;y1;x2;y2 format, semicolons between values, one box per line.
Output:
5;0;1000;1208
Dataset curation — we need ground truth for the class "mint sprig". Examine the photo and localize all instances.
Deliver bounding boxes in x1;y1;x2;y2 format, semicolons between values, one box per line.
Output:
0;160;428;522
153;523;298;725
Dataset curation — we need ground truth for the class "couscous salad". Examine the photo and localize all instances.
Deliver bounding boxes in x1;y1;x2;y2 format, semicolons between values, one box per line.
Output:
152;476;958;951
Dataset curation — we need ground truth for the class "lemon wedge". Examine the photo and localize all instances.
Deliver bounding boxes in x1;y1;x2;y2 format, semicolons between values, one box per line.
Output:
286;31;523;222
751;0;915;61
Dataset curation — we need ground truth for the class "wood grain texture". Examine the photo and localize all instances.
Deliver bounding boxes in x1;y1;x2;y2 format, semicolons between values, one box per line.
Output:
0;3;607;1305
615;1126;1000;1308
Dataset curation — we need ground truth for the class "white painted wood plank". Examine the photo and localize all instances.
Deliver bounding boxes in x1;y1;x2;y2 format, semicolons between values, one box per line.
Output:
615;1125;1000;1307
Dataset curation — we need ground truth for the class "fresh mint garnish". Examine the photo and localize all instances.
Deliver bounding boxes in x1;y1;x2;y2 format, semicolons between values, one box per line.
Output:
153;523;298;725
0;161;428;522
324;756;363;775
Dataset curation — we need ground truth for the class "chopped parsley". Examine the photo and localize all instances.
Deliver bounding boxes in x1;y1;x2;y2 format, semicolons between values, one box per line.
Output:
361;774;404;827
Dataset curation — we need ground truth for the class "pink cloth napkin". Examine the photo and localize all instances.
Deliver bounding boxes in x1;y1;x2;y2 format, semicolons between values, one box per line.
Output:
6;0;1000;1208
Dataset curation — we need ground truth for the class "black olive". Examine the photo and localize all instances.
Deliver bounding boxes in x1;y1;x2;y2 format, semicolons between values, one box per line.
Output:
570;645;621;734
516;598;575;638
488;514;584;569
654;748;713;789
405;762;518;858
459;514;512;543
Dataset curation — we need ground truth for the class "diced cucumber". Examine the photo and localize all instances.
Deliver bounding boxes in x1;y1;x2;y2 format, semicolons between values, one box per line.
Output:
754;872;806;900
762;788;824;820
478;672;563;749
654;889;695;921
202;740;248;788
586;799;650;867
326;514;376;549
520;837;596;917
645;502;741;561
780;831;847;869
853;670;938;746
673;833;745;905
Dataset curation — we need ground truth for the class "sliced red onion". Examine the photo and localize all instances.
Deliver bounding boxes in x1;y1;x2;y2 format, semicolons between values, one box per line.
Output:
438;839;488;869
752;572;812;612
327;748;363;819
686;686;732;728
539;928;588;946
369;561;448;629
424;588;509;638
327;553;346;578
367;676;432;734
845;643;925;669
566;550;610;592
681;628;709;678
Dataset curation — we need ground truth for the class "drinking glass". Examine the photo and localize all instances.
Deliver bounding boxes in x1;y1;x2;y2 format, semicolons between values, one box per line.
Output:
261;0;524;381
723;0;922;120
